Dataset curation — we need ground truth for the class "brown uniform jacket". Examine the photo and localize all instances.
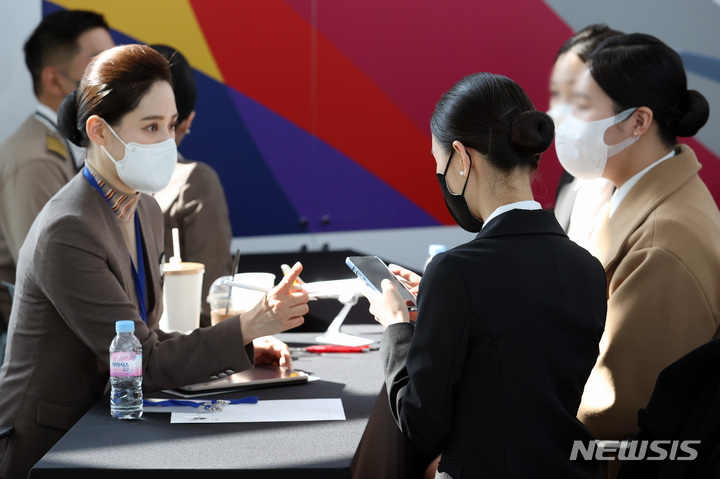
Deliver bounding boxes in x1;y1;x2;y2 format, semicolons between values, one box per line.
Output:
579;145;720;442
154;155;233;327
0;114;77;324
0;172;253;479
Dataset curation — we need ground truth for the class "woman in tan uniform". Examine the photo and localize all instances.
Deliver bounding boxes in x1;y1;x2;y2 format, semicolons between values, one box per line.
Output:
555;33;720;476
0;44;309;479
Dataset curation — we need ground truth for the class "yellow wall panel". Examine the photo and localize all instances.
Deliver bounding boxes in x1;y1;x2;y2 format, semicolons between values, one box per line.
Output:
51;0;223;82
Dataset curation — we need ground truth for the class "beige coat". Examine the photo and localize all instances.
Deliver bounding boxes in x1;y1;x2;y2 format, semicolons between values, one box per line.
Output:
579;145;720;442
0;173;253;479
0;114;77;323
154;155;233;327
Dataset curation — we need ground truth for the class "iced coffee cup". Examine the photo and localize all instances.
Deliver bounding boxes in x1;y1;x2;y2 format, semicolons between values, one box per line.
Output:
207;275;241;326
160;262;205;333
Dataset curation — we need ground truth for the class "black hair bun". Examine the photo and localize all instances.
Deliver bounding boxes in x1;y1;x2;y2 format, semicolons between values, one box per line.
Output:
675;90;710;138
57;90;84;147
509;110;555;159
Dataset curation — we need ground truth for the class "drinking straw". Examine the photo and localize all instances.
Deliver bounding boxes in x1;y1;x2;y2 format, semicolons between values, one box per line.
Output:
170;228;182;265
226;249;241;314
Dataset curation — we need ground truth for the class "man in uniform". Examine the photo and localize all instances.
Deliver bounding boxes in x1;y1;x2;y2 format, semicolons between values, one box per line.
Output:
0;10;114;328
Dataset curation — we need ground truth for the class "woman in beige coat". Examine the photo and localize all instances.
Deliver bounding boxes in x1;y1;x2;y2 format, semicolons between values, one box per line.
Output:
555;33;720;474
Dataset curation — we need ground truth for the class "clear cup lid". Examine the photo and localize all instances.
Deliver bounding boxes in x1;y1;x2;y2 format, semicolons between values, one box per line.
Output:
207;275;233;303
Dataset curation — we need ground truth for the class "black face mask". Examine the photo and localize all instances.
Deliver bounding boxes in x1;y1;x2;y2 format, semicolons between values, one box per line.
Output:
436;150;484;232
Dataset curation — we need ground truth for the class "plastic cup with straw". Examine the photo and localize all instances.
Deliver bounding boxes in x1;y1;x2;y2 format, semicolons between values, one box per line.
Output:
161;228;205;331
206;249;241;326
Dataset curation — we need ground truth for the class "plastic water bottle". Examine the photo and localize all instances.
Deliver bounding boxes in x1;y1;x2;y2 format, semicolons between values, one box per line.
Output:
424;244;447;272
109;320;143;419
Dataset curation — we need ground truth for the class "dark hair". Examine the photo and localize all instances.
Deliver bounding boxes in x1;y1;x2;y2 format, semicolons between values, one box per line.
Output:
57;44;172;147
588;33;709;145
24;10;109;97
431;73;554;173
149;44;197;124
555;24;623;63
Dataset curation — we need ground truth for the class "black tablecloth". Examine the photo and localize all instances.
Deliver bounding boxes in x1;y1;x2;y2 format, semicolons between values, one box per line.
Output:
30;326;388;479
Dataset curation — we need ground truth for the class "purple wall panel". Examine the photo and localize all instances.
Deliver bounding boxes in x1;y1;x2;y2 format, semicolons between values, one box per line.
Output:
228;87;439;232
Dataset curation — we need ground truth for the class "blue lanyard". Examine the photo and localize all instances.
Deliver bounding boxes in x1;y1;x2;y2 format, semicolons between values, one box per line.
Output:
83;166;148;323
143;397;259;410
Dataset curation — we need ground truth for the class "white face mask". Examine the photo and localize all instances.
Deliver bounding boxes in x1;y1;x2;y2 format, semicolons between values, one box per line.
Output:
100;120;177;194
547;103;573;127
554;108;638;180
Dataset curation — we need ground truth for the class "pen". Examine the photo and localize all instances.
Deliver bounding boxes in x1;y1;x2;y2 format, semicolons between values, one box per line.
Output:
281;263;306;285
305;345;370;353
143;397;258;410
225;280;318;300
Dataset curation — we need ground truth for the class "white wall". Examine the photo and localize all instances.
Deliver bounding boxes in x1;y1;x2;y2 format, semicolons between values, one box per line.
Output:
0;2;39;145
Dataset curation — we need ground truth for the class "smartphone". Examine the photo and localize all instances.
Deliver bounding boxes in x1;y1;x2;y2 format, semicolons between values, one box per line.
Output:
345;256;417;304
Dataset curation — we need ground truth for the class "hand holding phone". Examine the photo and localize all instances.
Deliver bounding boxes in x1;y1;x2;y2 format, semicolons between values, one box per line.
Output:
388;264;421;297
346;256;416;326
345;256;417;304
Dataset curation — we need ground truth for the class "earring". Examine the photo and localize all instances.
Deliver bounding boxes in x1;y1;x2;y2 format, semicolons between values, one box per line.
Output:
459;170;465;176
633;131;638;136
186;128;191;135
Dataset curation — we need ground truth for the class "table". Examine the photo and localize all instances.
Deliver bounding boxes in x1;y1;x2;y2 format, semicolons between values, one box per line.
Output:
30;326;394;479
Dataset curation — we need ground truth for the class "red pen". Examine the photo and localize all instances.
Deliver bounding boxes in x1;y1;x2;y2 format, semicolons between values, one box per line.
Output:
305;345;370;353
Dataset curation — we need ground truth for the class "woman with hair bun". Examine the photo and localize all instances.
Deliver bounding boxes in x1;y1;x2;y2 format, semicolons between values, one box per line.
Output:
0;44;308;479
363;72;607;478
555;33;720;451
549;24;623;247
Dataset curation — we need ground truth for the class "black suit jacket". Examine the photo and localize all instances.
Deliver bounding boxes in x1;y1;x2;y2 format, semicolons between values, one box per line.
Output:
381;209;606;478
617;338;720;479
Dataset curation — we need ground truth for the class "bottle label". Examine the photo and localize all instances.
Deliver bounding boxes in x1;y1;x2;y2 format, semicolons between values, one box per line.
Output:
110;352;142;377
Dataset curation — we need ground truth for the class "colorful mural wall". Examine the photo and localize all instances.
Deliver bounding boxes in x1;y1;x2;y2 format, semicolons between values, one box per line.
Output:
45;0;720;239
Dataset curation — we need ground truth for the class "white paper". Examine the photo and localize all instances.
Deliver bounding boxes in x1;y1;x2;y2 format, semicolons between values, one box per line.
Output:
170;398;346;423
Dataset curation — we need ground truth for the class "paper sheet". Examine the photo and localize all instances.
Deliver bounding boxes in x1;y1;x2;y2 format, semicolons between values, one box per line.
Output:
170;398;346;423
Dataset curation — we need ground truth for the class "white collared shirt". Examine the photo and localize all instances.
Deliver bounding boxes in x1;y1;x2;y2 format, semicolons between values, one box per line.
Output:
609;149;676;217
482;200;542;229
34;102;59;130
35;102;87;168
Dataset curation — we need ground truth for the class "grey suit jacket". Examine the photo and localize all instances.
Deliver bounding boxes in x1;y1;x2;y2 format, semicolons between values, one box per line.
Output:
154;154;233;327
0;114;77;324
0;172;253;479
